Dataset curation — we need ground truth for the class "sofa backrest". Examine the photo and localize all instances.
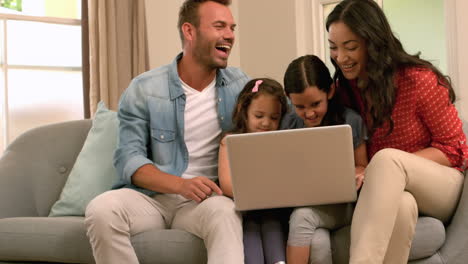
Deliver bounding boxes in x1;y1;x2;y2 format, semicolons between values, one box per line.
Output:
0;119;92;218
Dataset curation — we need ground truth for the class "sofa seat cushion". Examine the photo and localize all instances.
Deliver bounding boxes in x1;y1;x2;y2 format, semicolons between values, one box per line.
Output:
0;217;93;263
0;216;207;264
409;217;446;260
330;217;445;263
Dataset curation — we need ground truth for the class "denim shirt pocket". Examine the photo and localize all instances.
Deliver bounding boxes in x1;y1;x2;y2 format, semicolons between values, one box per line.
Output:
150;128;175;165
148;96;177;166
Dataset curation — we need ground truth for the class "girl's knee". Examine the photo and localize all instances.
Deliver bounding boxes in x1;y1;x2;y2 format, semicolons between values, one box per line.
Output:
289;207;320;232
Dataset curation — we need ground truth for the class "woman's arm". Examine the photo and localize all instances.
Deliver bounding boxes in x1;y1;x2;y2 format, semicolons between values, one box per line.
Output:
413;147;451;166
415;70;467;168
218;137;234;198
354;142;368;190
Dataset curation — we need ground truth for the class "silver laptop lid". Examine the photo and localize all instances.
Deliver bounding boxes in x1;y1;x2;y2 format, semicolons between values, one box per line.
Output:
226;125;357;211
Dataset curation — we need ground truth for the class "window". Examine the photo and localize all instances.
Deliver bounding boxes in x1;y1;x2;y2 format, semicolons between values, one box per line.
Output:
0;0;82;155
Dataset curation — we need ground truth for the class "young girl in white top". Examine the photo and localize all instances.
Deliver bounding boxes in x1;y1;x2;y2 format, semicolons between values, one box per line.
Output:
218;78;290;264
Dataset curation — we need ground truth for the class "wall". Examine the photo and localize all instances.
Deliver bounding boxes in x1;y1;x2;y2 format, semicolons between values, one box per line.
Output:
237;0;298;82
454;0;468;120
144;0;183;68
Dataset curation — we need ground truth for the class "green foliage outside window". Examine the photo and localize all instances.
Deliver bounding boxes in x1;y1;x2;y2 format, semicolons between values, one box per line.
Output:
0;0;22;12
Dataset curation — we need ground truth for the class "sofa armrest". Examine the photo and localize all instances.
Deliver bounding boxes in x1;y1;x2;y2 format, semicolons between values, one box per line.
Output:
440;169;468;263
0;120;92;218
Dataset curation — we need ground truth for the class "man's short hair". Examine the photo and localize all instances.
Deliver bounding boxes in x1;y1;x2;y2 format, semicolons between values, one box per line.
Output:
177;0;231;45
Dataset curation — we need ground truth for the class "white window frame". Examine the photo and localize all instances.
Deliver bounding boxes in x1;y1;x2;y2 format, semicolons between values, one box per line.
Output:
0;13;81;149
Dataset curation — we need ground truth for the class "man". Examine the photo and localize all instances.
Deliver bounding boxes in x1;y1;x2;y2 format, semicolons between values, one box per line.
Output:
84;1;249;263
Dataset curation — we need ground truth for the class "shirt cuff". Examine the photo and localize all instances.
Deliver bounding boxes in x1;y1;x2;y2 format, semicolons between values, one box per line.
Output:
123;155;154;184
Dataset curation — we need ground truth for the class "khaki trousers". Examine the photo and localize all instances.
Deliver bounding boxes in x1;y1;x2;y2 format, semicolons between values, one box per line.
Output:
84;188;243;264
350;148;464;264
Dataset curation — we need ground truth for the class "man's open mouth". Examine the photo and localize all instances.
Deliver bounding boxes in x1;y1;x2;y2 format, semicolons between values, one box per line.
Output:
216;44;231;54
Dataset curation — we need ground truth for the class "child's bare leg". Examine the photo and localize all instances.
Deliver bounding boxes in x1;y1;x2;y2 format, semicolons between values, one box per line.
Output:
288;204;353;264
287;245;309;264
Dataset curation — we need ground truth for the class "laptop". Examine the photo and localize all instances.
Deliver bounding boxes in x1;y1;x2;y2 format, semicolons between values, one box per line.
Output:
225;125;357;211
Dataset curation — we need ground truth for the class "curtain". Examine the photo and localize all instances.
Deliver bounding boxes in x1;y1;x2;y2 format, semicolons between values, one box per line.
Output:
87;0;149;115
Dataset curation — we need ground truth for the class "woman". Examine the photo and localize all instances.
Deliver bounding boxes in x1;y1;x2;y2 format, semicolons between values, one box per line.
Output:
326;0;468;263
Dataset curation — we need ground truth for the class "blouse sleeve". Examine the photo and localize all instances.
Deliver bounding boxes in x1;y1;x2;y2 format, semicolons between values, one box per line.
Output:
415;70;468;170
344;108;368;149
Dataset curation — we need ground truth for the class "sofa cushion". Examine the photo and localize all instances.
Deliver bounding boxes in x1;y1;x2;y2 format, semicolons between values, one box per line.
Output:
409;217;446;260
49;102;120;217
330;217;445;263
0;217;207;264
0;120;92;218
0;217;93;263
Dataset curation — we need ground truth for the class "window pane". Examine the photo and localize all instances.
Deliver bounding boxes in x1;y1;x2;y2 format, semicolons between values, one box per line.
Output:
0;19;4;65
0;67;4;155
384;0;446;74
1;0;82;19
7;69;83;144
0;19;4;154
7;20;81;67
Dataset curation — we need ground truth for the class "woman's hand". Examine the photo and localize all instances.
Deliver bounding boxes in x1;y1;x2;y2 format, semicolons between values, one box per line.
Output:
355;166;366;190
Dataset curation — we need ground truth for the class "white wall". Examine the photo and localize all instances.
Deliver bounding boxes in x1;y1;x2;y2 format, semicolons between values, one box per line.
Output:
237;0;298;82
144;0;183;68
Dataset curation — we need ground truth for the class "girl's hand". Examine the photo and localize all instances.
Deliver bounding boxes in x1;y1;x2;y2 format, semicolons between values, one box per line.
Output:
355;166;366;190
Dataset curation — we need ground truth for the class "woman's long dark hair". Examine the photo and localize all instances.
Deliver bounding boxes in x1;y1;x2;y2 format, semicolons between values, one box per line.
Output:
326;0;455;134
284;55;345;126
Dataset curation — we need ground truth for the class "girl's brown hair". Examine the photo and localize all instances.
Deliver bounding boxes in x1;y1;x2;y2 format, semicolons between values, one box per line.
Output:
231;78;288;133
284;55;345;126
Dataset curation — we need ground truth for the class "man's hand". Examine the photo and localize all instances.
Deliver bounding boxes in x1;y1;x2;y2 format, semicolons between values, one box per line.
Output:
177;177;223;203
355;166;366;190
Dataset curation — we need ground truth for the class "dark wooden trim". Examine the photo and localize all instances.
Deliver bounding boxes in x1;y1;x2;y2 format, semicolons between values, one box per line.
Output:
81;0;90;119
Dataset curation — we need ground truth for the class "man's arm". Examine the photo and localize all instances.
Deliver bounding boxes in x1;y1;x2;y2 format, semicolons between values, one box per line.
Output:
132;164;222;202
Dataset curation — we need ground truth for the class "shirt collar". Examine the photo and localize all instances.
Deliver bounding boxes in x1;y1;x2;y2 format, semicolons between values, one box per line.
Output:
168;53;228;100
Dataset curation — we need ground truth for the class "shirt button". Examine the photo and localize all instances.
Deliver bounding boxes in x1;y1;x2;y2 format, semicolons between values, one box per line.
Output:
221;116;224;121
160;135;165;139
218;98;222;102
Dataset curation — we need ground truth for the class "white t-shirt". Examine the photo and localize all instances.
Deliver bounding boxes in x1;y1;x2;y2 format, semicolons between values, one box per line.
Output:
180;78;221;180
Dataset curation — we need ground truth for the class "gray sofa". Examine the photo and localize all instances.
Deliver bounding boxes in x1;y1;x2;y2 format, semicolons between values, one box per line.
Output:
0;119;467;263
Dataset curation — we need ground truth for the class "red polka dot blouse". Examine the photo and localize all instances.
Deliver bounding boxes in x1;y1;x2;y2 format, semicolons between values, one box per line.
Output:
338;67;468;171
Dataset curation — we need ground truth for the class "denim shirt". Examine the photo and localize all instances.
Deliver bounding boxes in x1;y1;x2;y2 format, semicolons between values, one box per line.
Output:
113;53;249;196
